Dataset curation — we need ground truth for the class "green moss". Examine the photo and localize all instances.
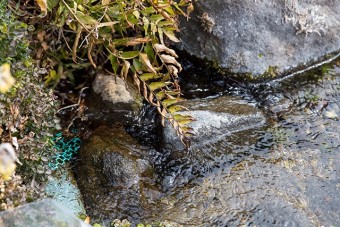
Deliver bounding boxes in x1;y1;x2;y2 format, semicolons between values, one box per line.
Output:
0;2;29;64
0;1;60;211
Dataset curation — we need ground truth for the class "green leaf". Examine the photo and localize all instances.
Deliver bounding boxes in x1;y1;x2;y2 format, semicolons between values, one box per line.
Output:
141;7;156;16
162;98;184;108
112;38;129;46
120;51;140;59
144;42;155;63
75;11;98;26
132;58;143;74
140;73;162;82
168;105;188;113
149;81;171;91
56;4;66;27
155;90;180;100
178;118;194;127
164;6;176;16
150;22;157;35
142;17;149;35
47;0;60;11
0;24;8;34
99;26;114;39
107;5;120;17
163;29;180;42
173;114;194;121
44;69;60;87
109;54;119;74
161;72;171;82
180;126;195;134
133;10;140;20
127;13;138;25
150;14;164;23
173;3;186;15
158;27;164;44
158;21;175;27
156;91;166;100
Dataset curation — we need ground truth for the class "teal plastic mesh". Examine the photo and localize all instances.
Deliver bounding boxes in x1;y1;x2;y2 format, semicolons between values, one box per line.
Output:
48;132;81;170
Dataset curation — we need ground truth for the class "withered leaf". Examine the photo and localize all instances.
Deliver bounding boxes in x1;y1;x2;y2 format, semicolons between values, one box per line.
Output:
160;54;182;71
153;44;178;57
35;0;47;15
139;53;157;73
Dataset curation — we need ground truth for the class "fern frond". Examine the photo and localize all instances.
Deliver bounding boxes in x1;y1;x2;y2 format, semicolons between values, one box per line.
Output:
39;0;195;148
132;70;195;148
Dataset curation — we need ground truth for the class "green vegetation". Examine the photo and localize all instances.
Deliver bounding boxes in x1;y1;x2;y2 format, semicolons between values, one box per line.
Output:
0;1;60;210
0;1;29;65
13;0;195;148
0;0;196;213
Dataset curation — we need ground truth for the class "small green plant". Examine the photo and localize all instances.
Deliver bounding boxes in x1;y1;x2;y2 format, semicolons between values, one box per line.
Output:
0;1;29;65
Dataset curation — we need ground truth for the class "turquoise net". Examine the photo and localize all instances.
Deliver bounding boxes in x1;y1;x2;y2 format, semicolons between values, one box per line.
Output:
48;132;81;170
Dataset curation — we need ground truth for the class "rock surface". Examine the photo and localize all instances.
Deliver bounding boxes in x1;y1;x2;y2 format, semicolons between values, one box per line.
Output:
178;0;340;76
85;74;142;127
0;199;91;226
92;74;136;103
74;126;157;223
163;95;266;150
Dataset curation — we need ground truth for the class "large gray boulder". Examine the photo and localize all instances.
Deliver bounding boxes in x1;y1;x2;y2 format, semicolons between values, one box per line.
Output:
179;0;340;76
164;95;266;150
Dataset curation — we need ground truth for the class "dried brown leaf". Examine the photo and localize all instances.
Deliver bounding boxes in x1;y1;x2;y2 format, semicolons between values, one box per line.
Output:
143;81;148;99
168;65;179;78
35;0;47;15
121;60;131;81
139;53;157;74
161;107;167;126
133;73;140;91
159;54;182;71
153;44;178;57
126;37;152;46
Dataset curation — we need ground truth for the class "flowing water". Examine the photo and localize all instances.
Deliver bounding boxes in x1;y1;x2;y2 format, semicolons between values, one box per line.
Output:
139;63;340;226
73;60;340;226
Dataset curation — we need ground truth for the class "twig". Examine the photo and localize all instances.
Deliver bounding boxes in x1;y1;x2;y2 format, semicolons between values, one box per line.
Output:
57;87;89;113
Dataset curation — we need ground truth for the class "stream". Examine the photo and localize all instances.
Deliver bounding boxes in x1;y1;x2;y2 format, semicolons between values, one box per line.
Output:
68;59;340;226
148;63;340;226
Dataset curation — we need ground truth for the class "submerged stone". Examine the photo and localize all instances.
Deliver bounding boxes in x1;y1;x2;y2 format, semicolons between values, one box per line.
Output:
74;126;157;223
178;0;340;77
163;95;266;150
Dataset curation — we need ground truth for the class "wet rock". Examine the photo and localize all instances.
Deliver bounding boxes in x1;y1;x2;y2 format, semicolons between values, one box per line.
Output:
164;95;266;150
178;0;340;76
45;171;85;215
156;143;340;226
0;199;91;226
74;126;156;223
85;74;142;127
